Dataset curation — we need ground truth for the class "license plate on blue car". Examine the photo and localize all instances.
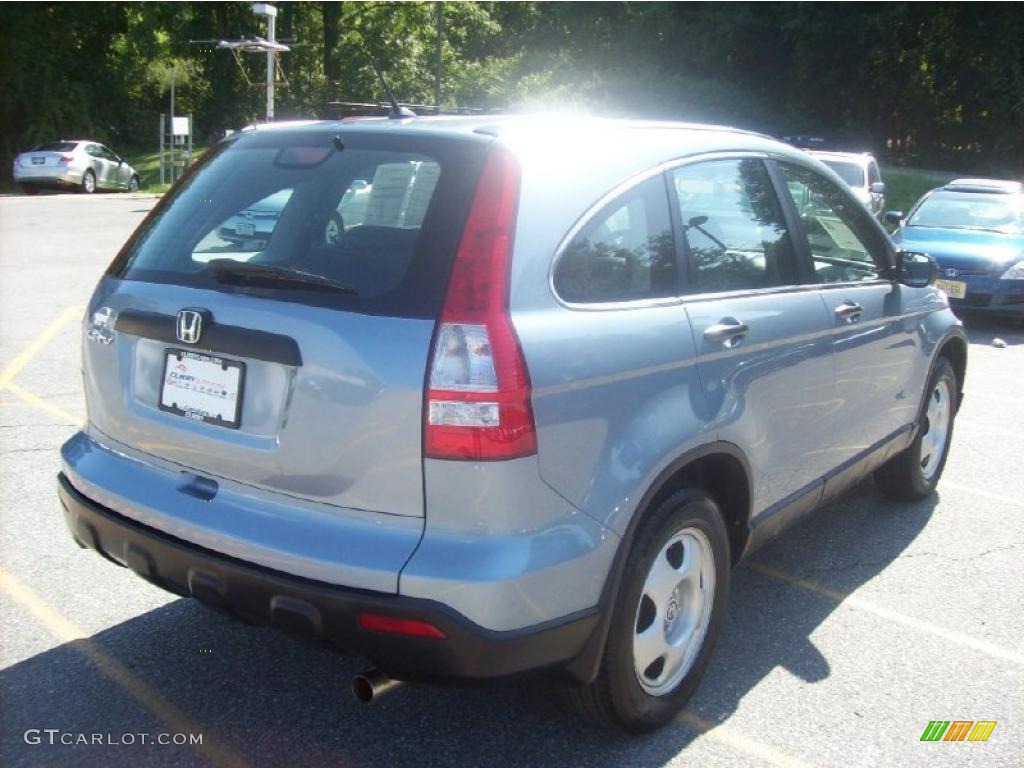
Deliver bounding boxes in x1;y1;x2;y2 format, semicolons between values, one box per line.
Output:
159;349;244;429
935;279;967;299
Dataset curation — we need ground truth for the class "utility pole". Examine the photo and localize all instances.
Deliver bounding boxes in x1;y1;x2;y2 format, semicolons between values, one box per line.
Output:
168;64;176;182
435;2;443;109
252;3;277;121
169;63;176;129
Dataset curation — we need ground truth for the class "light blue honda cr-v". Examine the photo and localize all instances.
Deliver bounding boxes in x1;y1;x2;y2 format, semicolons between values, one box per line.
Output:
58;116;967;732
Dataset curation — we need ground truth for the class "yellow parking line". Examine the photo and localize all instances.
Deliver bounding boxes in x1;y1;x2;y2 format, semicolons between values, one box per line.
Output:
0;568;246;768
941;480;1024;508
679;710;811;768
3;382;81;424
749;563;1024;666
0;305;83;388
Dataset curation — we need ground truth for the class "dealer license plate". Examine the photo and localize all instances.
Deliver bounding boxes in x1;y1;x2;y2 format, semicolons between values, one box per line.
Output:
160;349;244;429
935;279;967;299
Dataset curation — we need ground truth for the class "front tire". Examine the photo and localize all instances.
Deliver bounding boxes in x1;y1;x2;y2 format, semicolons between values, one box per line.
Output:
127;175;139;193
562;489;730;732
80;169;96;194
875;357;957;501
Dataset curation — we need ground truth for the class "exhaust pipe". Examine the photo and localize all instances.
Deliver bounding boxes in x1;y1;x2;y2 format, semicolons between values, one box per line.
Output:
352;669;404;704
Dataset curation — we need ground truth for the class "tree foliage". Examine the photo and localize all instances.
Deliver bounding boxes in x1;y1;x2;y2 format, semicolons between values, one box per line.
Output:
2;2;1022;173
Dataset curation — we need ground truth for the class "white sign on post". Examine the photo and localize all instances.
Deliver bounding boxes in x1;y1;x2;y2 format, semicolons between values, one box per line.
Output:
172;116;190;136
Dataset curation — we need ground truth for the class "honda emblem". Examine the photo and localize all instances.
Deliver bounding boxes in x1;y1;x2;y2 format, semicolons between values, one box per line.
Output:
176;310;203;344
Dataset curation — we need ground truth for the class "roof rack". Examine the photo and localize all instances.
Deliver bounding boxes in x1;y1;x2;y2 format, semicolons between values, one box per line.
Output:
325;101;487;119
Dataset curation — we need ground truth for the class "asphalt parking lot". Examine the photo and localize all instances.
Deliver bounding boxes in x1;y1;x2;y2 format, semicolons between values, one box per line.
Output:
1;193;1021;768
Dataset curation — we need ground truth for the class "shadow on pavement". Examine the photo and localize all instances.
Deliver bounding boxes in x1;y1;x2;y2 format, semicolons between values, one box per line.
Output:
961;312;1024;347
0;480;936;768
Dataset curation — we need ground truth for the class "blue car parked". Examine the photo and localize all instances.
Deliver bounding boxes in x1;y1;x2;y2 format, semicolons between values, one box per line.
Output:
889;179;1024;319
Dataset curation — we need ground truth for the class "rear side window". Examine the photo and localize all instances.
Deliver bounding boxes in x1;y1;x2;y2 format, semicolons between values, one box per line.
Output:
778;162;884;283
672;158;797;292
554;176;677;303
109;131;487;318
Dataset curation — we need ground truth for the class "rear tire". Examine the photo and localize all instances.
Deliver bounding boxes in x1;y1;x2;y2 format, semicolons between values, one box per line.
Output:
875;358;957;501
561;489;730;732
80;169;96;194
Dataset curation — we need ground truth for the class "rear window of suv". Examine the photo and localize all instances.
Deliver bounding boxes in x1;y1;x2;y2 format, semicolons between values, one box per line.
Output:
108;130;488;318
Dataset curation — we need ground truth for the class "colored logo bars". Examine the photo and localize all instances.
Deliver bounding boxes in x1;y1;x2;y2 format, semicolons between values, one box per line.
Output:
920;720;997;742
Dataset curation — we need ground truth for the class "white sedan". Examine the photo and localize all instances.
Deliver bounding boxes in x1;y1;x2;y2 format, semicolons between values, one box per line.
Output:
12;140;140;195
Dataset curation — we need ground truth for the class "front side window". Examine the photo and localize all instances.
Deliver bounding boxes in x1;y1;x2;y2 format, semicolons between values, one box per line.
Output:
672;158;797;292
778;162;884;283
554;175;677;303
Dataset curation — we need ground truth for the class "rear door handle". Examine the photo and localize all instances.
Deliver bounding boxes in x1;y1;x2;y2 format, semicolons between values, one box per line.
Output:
834;301;863;323
704;319;749;347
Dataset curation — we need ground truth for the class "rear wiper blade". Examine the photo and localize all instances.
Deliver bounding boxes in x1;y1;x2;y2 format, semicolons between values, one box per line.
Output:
207;259;358;295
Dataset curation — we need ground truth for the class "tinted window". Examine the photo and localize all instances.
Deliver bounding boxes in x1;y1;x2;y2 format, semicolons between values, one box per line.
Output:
32;142;78;153
821;160;866;188
778;162;883;283
109;131;486;318
555;175;677;303
672;158;796;292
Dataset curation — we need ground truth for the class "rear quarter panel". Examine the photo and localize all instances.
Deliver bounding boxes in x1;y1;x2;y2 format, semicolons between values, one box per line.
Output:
503;128;746;534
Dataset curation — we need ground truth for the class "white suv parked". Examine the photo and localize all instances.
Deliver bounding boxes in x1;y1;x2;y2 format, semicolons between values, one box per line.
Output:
808;151;886;220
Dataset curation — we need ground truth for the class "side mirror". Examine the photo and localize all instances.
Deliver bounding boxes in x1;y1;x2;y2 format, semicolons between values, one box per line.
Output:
885;210;904;225
893;250;937;288
870;182;885;194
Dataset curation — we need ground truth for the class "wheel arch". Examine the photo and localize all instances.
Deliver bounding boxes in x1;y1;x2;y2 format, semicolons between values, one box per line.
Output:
563;441;753;683
936;332;967;411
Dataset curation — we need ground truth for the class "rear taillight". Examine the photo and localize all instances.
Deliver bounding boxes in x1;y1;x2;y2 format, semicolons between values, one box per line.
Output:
424;147;537;461
59;154;74;164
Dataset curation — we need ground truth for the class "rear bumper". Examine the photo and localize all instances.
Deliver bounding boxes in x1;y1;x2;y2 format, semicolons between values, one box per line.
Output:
13;167;83;186
58;472;599;680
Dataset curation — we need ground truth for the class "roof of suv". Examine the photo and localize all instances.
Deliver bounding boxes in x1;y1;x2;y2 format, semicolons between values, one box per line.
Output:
241;115;773;143
806;150;876;165
943;178;1023;195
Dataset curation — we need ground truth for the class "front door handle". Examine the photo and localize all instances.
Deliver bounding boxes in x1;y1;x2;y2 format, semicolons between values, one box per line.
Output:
704;319;749;347
834;301;863;323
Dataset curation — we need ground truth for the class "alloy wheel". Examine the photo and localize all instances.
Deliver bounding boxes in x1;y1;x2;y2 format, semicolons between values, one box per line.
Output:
633;527;715;696
920;378;951;480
